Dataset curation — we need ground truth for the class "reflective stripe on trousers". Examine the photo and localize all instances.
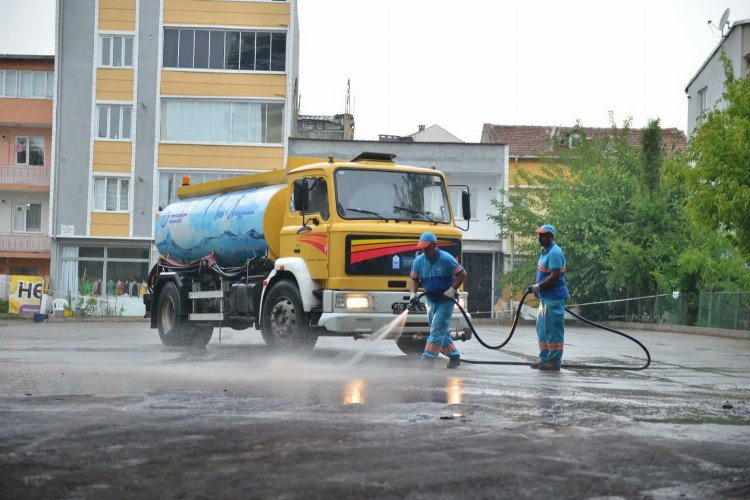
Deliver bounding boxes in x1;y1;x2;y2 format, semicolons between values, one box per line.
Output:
537;298;566;365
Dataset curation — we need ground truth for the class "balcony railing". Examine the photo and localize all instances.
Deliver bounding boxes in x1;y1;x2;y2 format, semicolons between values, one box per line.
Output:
0;233;51;253
0;165;50;188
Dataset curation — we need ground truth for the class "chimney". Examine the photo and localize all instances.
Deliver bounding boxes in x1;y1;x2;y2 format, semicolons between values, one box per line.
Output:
418;124;426;132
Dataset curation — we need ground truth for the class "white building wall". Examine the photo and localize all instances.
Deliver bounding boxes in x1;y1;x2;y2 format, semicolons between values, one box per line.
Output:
686;21;747;136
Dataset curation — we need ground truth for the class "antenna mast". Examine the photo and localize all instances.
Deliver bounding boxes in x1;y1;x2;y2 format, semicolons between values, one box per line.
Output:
345;79;351;115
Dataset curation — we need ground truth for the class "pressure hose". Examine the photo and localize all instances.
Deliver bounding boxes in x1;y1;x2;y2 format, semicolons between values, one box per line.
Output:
449;291;652;371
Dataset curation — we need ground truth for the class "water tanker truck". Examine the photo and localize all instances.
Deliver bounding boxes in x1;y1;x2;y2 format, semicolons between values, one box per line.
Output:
145;152;472;353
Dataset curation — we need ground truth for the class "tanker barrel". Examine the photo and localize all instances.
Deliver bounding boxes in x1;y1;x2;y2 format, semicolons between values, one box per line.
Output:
155;184;285;267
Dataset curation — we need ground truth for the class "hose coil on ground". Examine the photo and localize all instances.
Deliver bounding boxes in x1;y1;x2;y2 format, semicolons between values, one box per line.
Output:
451;291;651;371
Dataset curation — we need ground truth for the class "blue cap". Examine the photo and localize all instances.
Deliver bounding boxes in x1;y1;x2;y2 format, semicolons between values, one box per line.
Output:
417;231;437;248
535;224;556;236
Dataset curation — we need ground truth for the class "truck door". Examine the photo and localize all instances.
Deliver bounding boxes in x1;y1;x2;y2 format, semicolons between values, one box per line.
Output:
284;176;330;280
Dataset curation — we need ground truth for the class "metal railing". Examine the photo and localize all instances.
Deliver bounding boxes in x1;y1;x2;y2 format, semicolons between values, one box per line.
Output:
0;233;51;253
0;165;50;187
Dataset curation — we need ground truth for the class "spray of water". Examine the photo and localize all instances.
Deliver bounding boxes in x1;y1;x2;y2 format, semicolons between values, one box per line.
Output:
345;310;410;366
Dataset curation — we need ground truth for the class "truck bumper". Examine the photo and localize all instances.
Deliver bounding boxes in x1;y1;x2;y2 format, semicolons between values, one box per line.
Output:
316;290;470;336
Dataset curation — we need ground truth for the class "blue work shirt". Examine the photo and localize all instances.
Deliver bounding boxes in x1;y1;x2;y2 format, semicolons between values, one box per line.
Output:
536;242;569;301
410;249;465;302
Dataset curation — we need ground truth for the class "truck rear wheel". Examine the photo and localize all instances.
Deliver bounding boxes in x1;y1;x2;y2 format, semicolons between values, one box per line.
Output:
396;334;427;356
261;280;317;350
157;281;213;347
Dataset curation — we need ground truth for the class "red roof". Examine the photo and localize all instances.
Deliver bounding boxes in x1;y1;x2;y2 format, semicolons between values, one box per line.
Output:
482;124;687;158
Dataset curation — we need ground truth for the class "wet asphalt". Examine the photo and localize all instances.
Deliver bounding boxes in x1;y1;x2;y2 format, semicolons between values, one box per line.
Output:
0;319;748;499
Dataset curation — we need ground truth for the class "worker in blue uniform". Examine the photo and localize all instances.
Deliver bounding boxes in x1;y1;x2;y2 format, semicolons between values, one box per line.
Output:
409;231;467;368
528;224;569;371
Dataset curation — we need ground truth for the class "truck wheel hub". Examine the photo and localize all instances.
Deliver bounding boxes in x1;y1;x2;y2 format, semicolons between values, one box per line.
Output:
270;298;296;338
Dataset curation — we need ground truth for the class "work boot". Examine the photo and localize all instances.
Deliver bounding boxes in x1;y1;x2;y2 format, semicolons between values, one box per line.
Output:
446;356;460;369
537;361;561;371
419;357;435;369
529;362;541;369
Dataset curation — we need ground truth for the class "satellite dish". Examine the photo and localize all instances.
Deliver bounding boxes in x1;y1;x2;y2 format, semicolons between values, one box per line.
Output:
719;8;730;30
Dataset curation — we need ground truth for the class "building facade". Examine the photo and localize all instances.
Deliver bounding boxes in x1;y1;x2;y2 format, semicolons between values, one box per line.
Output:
0;55;54;277
287;138;508;318
378;124;463;143
685;18;750;136
52;0;299;314
295;113;354;140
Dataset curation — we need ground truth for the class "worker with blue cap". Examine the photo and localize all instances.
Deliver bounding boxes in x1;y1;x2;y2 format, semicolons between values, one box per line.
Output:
409;231;467;368
529;224;569;371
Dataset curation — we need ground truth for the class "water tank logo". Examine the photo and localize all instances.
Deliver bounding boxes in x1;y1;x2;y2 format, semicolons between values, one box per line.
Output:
159;213;169;227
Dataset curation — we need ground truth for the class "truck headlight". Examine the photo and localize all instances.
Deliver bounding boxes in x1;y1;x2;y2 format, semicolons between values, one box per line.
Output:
335;293;371;310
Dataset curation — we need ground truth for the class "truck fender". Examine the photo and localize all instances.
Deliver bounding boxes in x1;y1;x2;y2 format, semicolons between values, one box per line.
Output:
149;271;189;328
260;257;321;314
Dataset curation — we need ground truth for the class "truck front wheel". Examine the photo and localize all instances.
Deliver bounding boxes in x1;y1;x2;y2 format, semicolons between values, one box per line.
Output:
157;281;213;347
261;280;317;350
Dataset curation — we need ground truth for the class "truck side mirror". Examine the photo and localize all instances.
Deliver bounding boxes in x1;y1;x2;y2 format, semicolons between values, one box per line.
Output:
293;180;307;212
461;190;471;221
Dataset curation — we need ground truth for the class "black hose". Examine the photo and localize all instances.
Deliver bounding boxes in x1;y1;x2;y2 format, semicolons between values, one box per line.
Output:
455;291;651;371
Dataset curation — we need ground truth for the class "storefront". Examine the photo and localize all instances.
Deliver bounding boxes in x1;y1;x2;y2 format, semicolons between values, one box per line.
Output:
54;241;152;316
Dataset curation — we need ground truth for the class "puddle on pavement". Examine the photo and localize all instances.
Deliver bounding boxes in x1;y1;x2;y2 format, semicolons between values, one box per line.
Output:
248;375;466;406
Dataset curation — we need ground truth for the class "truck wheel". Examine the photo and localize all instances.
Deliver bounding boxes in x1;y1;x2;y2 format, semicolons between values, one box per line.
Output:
396;334;427;357
261;280;317;350
157;282;213;347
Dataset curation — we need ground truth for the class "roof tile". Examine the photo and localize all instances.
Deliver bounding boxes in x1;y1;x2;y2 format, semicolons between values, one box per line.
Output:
482;124;687;157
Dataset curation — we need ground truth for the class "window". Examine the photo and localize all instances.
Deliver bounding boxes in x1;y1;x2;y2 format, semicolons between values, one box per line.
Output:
334;169;451;223
161;98;284;144
59;245;151;317
163;27;286;72
15;136;45;165
94;177;129;211
158;170;242;210
1;70;52;98
12;202;42;232
697;86;707;115
19;71;32;97
100;35;134;67
1;70;17;96
97;104;132;139
295;177;330;220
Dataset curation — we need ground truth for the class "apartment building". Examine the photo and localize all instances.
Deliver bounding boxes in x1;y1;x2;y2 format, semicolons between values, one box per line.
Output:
52;0;299;314
685;18;750;136
0;55;54;277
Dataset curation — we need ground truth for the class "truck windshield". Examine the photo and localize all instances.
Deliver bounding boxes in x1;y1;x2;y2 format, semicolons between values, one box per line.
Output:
334;168;451;223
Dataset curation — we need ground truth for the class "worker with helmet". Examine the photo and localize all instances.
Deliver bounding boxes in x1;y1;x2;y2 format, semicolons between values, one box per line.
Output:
409;231;467;368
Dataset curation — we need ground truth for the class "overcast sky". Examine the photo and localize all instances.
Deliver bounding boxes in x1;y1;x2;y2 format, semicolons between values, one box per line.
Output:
2;0;748;141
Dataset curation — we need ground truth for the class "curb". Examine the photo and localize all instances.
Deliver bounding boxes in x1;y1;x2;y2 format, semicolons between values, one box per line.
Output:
470;317;749;341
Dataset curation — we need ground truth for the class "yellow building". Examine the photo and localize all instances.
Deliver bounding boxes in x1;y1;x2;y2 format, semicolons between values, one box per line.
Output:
51;0;299;314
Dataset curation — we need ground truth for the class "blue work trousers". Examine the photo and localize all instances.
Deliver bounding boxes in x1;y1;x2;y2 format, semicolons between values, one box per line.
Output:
422;296;460;360
537;299;566;366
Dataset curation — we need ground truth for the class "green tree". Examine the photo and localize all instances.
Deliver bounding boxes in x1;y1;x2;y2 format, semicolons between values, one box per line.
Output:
684;50;750;257
491;120;643;314
491;117;750;324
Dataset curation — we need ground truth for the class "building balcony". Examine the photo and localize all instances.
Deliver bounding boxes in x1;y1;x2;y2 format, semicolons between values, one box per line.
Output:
0;165;50;190
0;232;51;255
